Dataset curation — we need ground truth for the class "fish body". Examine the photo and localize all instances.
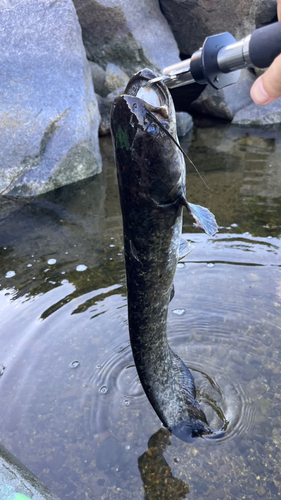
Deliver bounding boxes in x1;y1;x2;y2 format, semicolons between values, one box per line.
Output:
111;69;217;440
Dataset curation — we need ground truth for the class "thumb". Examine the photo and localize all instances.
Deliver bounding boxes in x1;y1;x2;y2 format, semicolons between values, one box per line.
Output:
250;53;281;105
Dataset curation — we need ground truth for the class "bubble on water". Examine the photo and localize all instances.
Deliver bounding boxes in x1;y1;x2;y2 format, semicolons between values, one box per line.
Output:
70;360;80;369
27;264;32;268
100;386;108;394
231;223;238;228
124;399;131;406
61;279;69;285
65;251;68;254
76;264;88;272
207;263;215;268
174;457;180;463
172;308;185;316
110;244;115;248
177;262;185;269
126;445;131;450
47;259;56;265
5;271;15;278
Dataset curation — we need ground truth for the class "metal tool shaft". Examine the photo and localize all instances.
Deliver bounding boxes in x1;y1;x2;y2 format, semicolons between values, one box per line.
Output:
152;22;281;91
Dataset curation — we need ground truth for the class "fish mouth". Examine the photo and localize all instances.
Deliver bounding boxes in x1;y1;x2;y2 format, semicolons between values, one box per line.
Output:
169;419;213;443
123;68;173;126
124;68;170;105
120;68;179;146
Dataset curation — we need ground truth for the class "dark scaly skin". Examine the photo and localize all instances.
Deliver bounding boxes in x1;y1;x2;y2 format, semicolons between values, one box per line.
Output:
111;69;211;440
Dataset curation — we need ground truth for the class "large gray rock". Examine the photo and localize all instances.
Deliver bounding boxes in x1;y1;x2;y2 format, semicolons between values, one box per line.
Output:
103;63;129;95
89;61;106;96
97;87;125;136
191;68;281;126
255;0;277;28
0;443;61;500
72;0;180;76
159;0;260;55
233;100;281;126
191;69;256;121
176;112;193;137
0;0;101;197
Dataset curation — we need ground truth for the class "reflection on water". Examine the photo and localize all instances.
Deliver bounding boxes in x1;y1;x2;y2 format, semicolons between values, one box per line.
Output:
138;429;190;499
1;123;281;499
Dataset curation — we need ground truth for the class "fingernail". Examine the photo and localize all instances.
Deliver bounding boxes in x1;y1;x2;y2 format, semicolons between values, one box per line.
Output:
251;78;270;105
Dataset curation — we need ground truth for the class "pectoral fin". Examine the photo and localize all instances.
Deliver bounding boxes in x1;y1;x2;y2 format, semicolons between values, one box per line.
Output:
179;238;194;260
182;198;218;236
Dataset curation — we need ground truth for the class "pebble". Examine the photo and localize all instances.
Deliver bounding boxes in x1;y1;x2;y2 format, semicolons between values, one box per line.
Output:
47;259;56;265
76;264;88;272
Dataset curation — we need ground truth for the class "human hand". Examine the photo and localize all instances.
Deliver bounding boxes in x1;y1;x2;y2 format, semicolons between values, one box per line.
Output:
250;0;281;104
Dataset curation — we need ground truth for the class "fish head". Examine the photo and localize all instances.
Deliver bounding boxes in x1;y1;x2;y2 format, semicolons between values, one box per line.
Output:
169;418;213;443
111;69;186;206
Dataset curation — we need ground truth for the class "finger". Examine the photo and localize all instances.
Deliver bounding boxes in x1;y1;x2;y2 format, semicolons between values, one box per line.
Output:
250;52;281;104
278;0;281;21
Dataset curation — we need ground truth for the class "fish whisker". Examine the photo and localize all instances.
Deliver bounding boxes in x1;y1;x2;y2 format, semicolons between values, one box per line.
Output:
144;107;209;190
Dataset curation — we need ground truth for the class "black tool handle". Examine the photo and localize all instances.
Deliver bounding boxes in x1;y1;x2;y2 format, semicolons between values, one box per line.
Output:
162;22;281;90
249;22;281;68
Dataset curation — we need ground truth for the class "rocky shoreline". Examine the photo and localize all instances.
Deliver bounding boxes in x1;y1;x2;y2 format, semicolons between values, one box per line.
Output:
0;0;280;196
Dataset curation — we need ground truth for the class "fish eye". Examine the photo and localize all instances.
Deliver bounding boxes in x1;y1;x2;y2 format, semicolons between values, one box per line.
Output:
146;123;157;134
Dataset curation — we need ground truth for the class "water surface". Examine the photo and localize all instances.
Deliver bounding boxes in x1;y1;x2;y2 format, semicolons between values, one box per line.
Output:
1;122;281;500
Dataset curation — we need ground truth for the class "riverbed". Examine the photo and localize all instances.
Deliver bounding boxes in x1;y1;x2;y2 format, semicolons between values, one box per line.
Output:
1;121;281;500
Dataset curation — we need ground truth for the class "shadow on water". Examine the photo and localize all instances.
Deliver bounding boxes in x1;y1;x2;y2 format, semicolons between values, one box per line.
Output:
1;124;281;499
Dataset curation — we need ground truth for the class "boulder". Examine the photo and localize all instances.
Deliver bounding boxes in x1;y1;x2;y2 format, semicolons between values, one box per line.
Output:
191;68;281;126
103;63;129;95
0;443;61;500
255;0;277;28
97;88;125;136
72;0;180;76
191;69;256;121
159;0;260;56
0;0;101;197
176;112;193;137
233;100;281;126
89;61;106;96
